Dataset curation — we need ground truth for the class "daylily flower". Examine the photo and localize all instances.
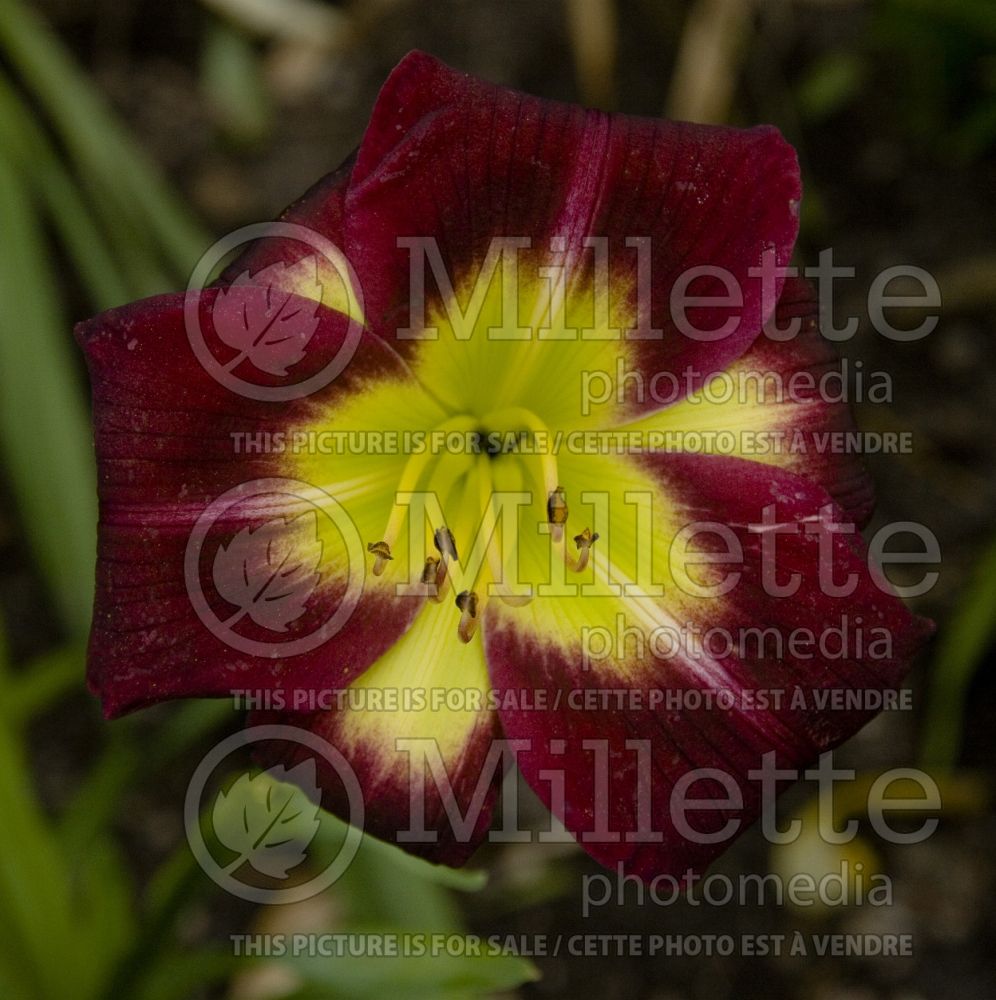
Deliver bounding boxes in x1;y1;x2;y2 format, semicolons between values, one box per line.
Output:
76;52;931;879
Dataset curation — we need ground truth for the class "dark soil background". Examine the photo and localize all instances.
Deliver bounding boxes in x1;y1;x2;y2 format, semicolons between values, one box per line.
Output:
2;1;995;998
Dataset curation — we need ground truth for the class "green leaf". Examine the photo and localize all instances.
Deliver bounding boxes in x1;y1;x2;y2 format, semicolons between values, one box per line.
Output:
0;0;208;275
71;838;136;998
311;808;489;900
99;848;211;1000
0;627;88;997
132;951;251;1000
919;533;996;768
3;643;84;724
0;70;130;308
283;929;540;999
0;147;96;636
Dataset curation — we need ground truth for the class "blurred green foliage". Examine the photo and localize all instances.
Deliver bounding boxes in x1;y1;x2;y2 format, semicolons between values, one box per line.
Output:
0;0;208;636
875;0;996;159
787;0;996;160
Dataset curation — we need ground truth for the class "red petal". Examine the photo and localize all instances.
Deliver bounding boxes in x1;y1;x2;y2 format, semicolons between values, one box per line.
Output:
736;279;876;525
483;454;931;879
345;51;800;400
620;278;876;525
76;290;424;718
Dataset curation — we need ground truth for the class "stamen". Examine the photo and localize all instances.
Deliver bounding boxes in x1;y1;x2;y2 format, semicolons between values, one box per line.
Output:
367;540;393;576
431;526;458;602
414;554;448;601
572;527;599;572
421;555;440;584
547;485;568;543
434;526;459;562
455;590;479;643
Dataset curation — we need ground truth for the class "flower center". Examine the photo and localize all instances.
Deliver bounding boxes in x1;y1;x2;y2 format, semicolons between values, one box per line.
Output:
366;406;598;642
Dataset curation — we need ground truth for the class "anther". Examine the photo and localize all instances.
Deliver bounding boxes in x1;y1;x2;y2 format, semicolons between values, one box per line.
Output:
434;526;458;562
547;486;568;543
455;590;479;643
421;555;449;602
421;555;440;585
432;526;458;602
572;527;599;572
367;540;393;576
